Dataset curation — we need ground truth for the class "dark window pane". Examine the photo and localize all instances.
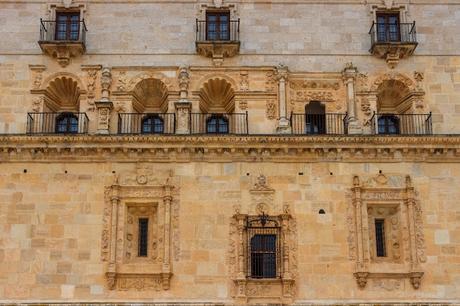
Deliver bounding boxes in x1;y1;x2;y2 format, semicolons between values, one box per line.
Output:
138;218;149;257
142;115;164;134
375;219;386;257
55;113;79;134
250;234;277;278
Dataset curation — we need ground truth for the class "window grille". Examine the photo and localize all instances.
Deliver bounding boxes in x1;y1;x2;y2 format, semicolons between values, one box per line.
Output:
375;219;386;257
138;218;149;257
246;215;281;279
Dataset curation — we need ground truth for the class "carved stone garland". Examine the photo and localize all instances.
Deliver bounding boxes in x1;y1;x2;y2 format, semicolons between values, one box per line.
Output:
101;167;177;291
229;175;297;304
348;173;426;290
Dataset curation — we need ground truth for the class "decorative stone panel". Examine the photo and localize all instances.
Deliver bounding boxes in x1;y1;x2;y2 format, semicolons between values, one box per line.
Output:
348;173;426;289
102;166;178;290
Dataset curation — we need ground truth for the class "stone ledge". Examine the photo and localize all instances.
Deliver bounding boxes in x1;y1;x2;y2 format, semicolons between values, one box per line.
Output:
0;135;460;162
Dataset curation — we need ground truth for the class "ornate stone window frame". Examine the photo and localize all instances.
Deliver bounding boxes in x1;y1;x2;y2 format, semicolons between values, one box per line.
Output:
367;2;416;68
229;175;297;304
195;1;240;66
39;2;88;67
101;168;175;291
348;173;426;290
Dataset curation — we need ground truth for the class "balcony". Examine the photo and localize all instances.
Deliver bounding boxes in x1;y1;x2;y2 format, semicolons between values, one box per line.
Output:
190;113;248;135
27;112;89;134
38;19;87;67
118;113;176;134
290;113;348;135
369;22;417;67
370;113;432;135
195;19;240;65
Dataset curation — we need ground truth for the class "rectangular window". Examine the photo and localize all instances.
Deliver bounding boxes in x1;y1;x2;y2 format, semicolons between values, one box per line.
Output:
250;234;277;278
375;219;386;257
138;218;149;257
206;11;230;41
376;12;400;42
55;12;80;41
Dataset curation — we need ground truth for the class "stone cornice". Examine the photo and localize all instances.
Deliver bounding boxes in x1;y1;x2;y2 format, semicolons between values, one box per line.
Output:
1;135;460;162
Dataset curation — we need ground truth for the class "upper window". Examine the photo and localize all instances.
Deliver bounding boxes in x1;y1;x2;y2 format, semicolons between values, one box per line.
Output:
141;114;164;134
206;114;229;134
55;112;79;134
376;12;400;42
374;219;386;257
55;12;80;41
206;11;230;41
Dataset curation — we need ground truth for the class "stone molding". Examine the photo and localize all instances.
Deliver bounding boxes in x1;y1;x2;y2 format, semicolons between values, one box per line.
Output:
1;135;460;162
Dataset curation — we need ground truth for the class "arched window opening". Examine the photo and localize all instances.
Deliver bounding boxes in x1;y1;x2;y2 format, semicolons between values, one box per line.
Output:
141;114;164;134
55;112;79;134
305;101;326;134
378;115;400;134
206;114;229;134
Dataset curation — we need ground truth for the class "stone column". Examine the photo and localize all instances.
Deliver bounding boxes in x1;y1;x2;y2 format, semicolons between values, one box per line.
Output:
367;94;378;134
96;67;113;134
342;63;362;134
275;64;291;134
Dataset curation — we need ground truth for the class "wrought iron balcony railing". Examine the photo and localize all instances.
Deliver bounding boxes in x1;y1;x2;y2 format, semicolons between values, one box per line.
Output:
370;112;432;135
369;22;417;46
196;19;240;42
27;112;89;134
39;19;87;43
190;112;248;134
290;113;348;135
118;113;176;134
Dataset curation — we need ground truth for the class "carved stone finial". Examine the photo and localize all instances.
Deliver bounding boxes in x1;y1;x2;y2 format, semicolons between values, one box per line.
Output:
213;0;223;8
62;0;73;9
100;67;112;102
178;66;190;100
405;175;412;188
353;175;360;187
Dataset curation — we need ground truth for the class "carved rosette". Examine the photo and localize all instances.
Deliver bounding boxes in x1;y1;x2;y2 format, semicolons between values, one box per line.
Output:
349;174;426;290
101;166;178;290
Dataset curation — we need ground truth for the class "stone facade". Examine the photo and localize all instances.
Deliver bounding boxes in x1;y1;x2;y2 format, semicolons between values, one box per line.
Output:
0;0;460;305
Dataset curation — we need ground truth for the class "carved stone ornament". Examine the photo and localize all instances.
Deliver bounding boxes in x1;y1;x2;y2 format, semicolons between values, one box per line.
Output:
31;96;44;113
266;100;277;120
101;166;178;290
116;71;128;91
229;177;297;304
178;66;190;100
239;71;249;91
348;174;426;290
288;79;342;112
30;65;46;90
265;70;277;92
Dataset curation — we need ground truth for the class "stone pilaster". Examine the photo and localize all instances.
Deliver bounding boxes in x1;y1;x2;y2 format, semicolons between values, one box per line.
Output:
175;102;191;134
342;63;362;134
275;64;291;134
96;67;113;134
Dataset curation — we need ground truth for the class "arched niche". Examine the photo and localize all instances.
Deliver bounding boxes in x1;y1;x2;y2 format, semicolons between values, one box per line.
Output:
376;79;413;113
198;78;235;113
43;76;81;112
131;78;169;113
